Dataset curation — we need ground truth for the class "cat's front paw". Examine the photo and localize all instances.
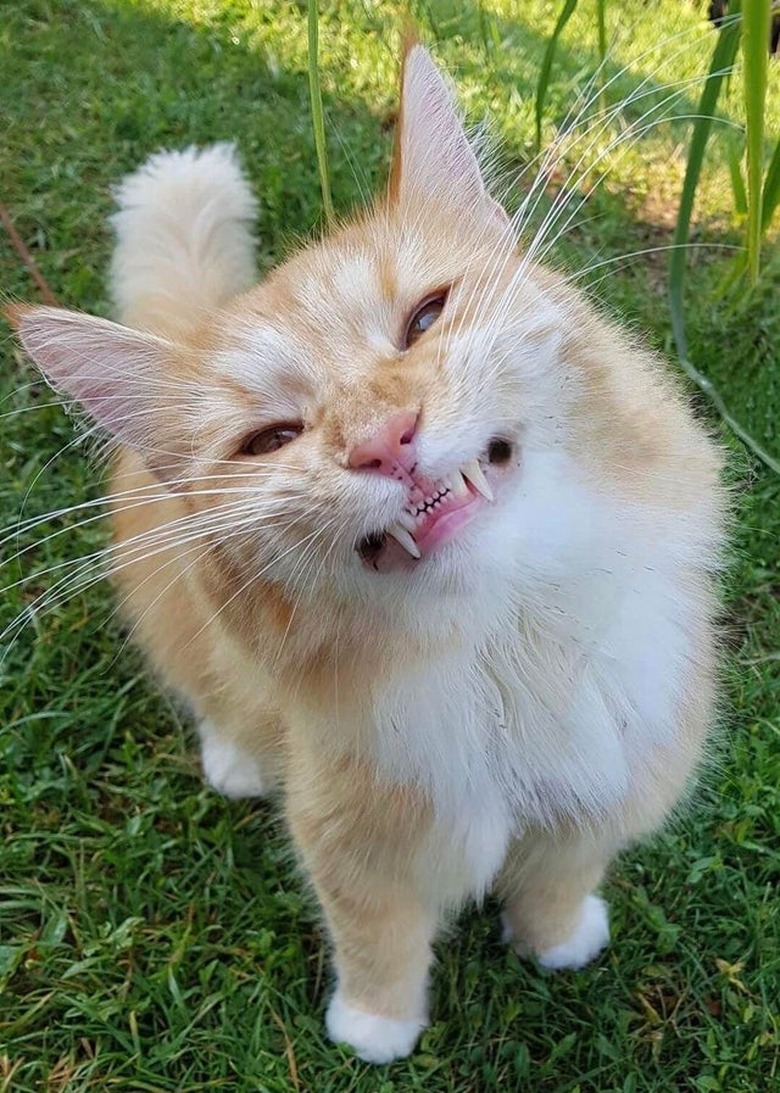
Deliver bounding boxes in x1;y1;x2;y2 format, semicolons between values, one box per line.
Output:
199;724;268;799
536;894;610;970
326;990;426;1064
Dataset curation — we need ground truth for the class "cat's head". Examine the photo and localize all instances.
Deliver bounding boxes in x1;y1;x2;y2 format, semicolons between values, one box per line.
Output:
12;44;582;637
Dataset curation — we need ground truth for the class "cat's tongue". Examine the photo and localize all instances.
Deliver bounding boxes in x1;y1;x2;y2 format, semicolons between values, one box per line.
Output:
412;491;481;553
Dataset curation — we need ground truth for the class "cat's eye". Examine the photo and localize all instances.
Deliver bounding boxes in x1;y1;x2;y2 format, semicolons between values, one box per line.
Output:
404;291;448;349
240;423;303;456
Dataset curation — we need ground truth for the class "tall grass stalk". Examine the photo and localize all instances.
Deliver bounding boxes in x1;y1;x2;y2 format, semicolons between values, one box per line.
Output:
762;135;780;231
742;0;771;282
596;0;608;113
535;0;579;151
538;0;777;467
307;0;334;226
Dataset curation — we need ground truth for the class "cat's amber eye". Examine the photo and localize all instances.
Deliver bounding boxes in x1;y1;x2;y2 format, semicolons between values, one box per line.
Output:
240;423;303;456
404;291;448;349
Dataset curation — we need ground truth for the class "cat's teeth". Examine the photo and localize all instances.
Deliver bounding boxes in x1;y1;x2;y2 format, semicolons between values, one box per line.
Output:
461;460;494;502
386;523;421;559
397;510;417;532
450;471;470;499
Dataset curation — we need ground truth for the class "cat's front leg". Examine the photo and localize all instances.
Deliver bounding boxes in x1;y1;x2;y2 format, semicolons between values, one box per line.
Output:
323;893;435;1064
286;753;438;1064
197;712;283;800
497;829;616;970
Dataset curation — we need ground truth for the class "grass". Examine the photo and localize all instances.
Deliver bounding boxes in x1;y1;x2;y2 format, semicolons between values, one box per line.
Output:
1;1;779;1089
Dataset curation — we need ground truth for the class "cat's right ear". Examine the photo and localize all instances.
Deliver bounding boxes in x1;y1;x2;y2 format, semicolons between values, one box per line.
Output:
9;304;194;483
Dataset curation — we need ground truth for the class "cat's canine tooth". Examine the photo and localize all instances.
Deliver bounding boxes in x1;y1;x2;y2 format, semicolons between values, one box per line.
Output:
386;523;422;559
461;460;494;502
450;471;470;499
397;510;417;532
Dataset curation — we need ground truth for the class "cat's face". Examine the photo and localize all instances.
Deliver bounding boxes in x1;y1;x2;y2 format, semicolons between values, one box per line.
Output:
195;212;565;600
12;46;572;624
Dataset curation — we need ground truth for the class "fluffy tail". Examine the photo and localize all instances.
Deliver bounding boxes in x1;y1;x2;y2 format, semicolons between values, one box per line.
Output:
110;143;257;339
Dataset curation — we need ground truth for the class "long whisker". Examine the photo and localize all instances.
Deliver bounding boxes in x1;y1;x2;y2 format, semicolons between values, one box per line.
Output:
1;501;264;611
0;479;288;564
272;513;352;670
0;502;299;653
446;22;741;375
179;521;337;654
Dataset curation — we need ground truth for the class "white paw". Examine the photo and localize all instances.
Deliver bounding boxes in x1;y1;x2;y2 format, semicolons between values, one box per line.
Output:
537;894;610;970
325;990;426;1064
199;727;267;799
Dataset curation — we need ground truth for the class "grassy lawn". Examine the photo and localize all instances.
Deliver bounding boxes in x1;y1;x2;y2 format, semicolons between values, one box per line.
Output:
1;1;779;1089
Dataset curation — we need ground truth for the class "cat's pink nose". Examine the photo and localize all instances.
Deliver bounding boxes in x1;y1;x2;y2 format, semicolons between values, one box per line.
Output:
347;410;419;476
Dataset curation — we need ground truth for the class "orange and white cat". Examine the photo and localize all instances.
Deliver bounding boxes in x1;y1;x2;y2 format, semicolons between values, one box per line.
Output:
12;44;725;1063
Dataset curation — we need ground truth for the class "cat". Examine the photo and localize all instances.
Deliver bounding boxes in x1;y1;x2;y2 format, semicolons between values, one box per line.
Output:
10;42;725;1065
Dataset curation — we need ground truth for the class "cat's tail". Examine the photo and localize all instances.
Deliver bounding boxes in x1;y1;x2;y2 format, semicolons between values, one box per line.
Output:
110;143;257;340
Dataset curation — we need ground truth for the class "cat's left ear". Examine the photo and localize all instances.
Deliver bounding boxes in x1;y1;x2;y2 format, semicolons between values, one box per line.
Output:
388;43;510;229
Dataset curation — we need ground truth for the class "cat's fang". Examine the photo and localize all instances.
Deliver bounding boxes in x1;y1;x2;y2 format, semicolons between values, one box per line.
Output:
461;461;494;502
386;523;422;559
450;471;471;500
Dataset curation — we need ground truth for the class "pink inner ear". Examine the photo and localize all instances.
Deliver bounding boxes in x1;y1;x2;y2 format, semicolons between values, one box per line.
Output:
58;372;149;437
15;305;182;459
395;45;498;216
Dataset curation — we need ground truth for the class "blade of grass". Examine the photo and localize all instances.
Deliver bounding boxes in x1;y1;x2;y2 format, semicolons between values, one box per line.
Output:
726;140;748;216
671;343;780;474
596;0;607;62
596;0;608;114
307;0;334;226
760;134;780;232
742;0;770;282
535;0;580;151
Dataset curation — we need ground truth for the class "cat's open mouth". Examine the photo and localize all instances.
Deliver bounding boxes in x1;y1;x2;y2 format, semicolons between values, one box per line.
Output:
356;438;514;571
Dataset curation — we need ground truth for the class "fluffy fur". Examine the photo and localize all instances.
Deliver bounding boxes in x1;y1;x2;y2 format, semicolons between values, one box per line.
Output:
12;44;725;1064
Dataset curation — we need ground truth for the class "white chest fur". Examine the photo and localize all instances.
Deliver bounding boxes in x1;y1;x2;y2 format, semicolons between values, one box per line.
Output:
362;447;713;902
370;551;697;901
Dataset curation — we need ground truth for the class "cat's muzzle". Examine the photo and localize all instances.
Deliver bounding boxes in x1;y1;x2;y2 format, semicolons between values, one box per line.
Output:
355;437;517;570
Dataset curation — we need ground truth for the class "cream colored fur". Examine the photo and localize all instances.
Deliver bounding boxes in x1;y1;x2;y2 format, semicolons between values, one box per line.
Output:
12;45;725;1065
110;143;257;340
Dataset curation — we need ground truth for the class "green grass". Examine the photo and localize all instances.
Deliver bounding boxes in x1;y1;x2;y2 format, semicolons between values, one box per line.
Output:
1;1;779;1089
